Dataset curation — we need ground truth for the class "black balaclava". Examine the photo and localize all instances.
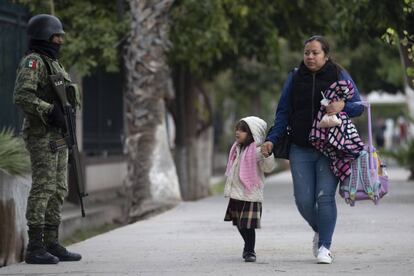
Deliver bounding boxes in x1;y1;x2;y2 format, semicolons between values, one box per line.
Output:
28;39;60;60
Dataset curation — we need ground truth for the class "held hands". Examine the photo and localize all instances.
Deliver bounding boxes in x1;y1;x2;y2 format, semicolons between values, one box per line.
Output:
325;100;345;116
261;141;274;158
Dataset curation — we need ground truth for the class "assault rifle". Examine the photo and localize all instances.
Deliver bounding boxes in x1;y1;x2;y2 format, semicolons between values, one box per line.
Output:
50;73;87;217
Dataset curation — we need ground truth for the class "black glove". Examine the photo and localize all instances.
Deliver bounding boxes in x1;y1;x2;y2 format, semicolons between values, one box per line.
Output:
47;103;66;131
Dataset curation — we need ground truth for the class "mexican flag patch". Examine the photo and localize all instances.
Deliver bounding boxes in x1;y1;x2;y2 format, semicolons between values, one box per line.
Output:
27;59;37;69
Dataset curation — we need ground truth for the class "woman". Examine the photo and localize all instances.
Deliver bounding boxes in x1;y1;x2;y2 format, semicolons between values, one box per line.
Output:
261;35;364;264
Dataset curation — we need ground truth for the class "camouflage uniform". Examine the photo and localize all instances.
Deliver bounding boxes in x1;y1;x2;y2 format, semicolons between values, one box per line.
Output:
14;52;72;229
16;13;82;264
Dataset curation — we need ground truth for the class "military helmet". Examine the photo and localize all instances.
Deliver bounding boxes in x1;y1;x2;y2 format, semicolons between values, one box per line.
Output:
27;14;65;41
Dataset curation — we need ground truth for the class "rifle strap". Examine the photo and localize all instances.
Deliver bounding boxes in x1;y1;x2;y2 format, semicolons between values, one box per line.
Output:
38;54;53;76
38;54;68;112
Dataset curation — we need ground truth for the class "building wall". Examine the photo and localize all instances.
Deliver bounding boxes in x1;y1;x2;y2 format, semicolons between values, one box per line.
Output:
85;157;127;193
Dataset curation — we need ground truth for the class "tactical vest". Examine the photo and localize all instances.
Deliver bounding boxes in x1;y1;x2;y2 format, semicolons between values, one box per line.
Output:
39;54;80;109
21;53;80;136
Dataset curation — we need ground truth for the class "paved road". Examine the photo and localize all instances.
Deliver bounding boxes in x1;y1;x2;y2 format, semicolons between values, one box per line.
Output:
1;168;413;275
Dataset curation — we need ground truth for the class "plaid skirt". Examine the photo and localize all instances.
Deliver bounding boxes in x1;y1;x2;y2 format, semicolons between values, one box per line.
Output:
224;198;262;229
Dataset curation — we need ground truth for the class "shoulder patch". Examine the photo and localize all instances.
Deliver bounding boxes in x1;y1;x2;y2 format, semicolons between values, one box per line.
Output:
26;59;38;70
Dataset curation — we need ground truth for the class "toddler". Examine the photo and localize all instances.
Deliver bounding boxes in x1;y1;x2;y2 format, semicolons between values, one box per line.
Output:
224;116;276;262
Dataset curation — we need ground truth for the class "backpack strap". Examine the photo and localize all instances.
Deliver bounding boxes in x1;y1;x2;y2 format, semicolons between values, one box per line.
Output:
359;151;375;200
371;153;382;203
348;153;360;206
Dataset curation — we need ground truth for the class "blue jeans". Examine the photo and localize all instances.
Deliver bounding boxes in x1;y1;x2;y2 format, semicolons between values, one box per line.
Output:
289;144;338;249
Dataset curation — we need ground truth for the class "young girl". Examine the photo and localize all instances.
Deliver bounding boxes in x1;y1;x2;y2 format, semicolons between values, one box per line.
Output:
224;116;276;262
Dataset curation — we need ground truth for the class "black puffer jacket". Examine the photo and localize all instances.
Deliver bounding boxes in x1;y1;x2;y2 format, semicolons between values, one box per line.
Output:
290;61;338;147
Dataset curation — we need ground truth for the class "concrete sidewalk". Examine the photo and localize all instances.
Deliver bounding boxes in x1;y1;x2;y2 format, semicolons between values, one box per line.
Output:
1;168;414;275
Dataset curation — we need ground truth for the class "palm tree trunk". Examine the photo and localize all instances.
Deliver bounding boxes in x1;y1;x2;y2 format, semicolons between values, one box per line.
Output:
124;0;180;222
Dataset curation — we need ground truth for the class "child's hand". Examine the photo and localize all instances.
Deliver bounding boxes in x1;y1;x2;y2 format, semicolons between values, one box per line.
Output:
261;142;273;157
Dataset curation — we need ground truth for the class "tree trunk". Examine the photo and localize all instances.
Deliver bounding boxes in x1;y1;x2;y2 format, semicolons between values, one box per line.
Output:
124;0;180;222
399;42;414;181
173;67;214;200
399;43;414;118
251;94;261;116
0;172;30;266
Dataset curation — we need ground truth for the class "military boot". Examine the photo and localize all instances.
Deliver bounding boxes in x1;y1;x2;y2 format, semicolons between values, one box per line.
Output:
25;226;59;264
44;224;82;261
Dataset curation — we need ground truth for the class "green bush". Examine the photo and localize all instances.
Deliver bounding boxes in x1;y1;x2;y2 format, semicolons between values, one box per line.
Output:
0;129;30;176
385;139;414;180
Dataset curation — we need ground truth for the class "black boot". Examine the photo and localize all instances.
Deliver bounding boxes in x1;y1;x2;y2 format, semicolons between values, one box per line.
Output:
243;229;256;262
244;251;256;262
238;228;249;259
44;224;82;262
242;247;248;259
25;226;59;264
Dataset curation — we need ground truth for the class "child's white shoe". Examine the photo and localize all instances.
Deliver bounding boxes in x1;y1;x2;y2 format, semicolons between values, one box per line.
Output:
317;246;333;264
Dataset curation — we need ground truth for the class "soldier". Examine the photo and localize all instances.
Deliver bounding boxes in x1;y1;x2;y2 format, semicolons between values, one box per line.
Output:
13;14;81;264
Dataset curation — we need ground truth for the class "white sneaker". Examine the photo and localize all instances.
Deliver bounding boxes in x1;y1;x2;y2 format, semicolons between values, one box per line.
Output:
317;246;333;264
312;232;319;257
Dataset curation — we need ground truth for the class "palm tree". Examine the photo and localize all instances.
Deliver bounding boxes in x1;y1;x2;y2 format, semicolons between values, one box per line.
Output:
123;0;180;222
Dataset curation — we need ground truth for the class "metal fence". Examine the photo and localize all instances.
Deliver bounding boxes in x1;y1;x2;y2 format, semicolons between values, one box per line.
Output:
0;2;29;131
82;69;124;156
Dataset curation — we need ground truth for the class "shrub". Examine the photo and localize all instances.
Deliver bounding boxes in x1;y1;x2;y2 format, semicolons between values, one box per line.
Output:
0;129;30;176
385;139;414;180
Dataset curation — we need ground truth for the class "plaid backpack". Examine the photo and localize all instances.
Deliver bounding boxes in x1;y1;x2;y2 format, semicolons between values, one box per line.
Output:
339;101;389;206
